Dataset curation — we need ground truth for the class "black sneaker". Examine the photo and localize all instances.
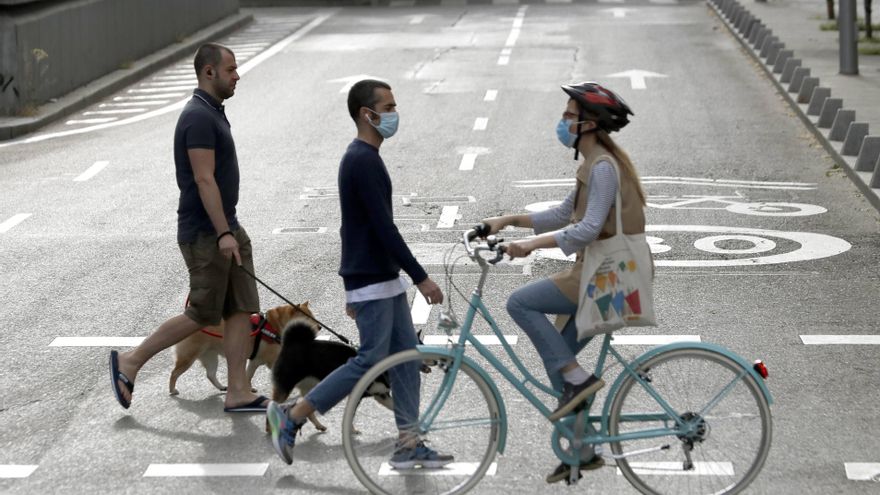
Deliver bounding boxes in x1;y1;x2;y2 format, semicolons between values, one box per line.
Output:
549;375;605;422
545;455;605;484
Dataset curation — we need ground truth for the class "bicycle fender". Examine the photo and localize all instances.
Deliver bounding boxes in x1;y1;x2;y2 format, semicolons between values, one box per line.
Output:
417;345;508;454
601;341;774;422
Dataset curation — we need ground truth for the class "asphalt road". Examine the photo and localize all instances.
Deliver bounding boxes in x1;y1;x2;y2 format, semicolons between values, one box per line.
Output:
1;1;879;494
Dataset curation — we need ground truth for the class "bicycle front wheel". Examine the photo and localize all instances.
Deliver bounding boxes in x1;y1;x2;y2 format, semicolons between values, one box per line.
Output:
608;348;772;495
342;349;502;495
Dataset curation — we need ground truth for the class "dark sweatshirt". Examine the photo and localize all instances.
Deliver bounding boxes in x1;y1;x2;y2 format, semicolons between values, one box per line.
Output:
337;139;428;291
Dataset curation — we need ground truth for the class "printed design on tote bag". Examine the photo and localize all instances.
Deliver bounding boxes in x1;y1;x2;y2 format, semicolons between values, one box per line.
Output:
585;255;643;323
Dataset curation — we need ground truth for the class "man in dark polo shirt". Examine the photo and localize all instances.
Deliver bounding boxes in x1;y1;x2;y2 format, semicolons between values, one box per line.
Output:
109;43;267;413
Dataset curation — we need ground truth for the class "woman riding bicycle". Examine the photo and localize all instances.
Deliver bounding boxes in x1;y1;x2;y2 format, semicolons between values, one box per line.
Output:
482;81;648;483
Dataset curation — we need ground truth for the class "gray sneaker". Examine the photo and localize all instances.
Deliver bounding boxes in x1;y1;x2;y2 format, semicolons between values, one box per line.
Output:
267;400;305;465
389;440;454;469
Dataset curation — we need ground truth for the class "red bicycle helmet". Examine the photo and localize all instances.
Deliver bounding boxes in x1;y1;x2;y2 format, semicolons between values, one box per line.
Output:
561;82;633;133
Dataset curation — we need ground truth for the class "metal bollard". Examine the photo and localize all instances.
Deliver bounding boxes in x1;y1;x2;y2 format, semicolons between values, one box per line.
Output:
839;0;859;75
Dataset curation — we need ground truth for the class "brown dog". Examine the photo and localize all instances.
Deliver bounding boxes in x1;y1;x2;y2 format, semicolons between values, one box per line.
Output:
169;302;319;395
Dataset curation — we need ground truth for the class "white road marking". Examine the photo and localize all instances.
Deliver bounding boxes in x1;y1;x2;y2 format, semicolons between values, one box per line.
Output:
391;0;416;5
0;213;32;233
66;118;117;125
598;0;625;3
546;0;573;3
459;153;478;171
611;335;701;345
379;462;497;476
602;8;636;18
411;292;431;325
410;15;426;24
271;227;328;234
514;177;817;190
844;463;880;481
49;337;145;347
143;81;198;87
607;70;667;90
493;0;519;4
497;56;510;65
649;0;679;4
153;75;199;81
693;235;776;255
505;28;521;47
143;463;269;477
422;335;518;346
437;206;460;228
484;89;498;101
83;109;147;115
473;118;488;131
329;74;388;93
74;161;109;182
619;462;734;476
800;335;880;345
0;465;38;478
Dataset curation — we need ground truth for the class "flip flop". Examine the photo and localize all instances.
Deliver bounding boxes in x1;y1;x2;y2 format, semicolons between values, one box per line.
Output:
109;350;134;409
224;395;270;413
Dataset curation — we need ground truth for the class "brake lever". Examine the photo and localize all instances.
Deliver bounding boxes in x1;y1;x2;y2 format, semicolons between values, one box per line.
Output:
488;237;506;265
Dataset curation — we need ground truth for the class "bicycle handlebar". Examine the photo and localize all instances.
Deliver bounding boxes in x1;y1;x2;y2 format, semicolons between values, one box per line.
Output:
463;223;505;265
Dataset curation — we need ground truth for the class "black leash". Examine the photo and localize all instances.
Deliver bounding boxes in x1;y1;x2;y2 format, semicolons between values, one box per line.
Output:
238;265;352;346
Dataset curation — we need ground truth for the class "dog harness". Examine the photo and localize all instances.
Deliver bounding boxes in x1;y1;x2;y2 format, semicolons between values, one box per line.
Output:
197;313;281;360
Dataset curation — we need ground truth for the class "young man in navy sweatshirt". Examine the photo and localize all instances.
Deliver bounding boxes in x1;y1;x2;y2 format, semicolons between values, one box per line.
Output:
267;79;453;469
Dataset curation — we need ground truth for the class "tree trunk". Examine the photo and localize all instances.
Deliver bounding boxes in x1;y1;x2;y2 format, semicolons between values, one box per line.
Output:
867;0;874;39
827;0;836;20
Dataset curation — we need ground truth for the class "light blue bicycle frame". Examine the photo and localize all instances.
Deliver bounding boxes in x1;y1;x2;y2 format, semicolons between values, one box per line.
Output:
416;246;773;463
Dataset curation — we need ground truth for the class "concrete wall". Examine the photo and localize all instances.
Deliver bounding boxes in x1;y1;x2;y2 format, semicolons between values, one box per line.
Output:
0;0;239;116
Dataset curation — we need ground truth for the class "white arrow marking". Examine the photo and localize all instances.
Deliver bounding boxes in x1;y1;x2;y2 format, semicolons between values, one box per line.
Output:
607;69;668;90
328;74;388;94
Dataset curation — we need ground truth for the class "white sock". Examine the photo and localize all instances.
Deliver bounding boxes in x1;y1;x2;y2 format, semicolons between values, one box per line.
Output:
562;366;590;385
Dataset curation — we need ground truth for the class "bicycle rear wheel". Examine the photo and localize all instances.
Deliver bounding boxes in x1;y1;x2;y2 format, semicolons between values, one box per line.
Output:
342;349;502;495
608;348;772;495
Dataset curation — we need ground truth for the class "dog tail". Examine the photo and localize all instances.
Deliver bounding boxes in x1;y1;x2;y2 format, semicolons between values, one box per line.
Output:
281;321;317;344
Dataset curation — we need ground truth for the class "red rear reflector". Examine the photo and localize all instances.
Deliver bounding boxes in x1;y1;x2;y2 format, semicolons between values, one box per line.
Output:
753;360;769;379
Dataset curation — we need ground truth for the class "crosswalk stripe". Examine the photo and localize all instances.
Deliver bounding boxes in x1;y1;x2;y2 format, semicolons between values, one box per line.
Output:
143;463;268;477
74;161;109;182
0;465;38;478
128;86;192;93
83;109;147;115
49;337;144;346
437;205;459;228
611;335;701;345
102;101;168;107
844;463;880;481
0;213;31;233
422;335;518;346
66;118;117;125
800;335;880;345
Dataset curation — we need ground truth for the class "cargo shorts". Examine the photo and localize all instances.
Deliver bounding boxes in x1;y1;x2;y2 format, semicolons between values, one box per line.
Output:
179;226;260;326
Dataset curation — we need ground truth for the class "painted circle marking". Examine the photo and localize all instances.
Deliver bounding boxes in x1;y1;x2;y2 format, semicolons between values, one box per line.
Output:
693;235;776;255
646;236;672;254
725;202;826;217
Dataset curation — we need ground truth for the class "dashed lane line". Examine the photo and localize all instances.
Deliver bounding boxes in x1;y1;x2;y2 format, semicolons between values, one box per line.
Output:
844;463;880;481
473;117;489;131
378;462;497;476
800;335;880;345
618;462;734;476
0;213;31;233
459;153;478;171
74;161;109;182
484;89;498;101
143;463;269;477
422;335;519;345
0;465;38;478
437;205;460;228
611;335;701;345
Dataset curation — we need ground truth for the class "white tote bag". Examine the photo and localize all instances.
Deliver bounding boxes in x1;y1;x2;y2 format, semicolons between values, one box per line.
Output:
575;164;656;340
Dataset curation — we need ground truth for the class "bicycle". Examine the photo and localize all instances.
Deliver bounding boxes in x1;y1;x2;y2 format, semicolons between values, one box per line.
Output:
341;224;773;495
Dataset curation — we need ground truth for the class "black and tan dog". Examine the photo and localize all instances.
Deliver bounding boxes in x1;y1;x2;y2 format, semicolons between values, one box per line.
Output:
169;302;318;396
271;321;393;432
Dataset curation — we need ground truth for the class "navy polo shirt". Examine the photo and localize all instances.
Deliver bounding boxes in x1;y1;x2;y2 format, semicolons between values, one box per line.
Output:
173;89;240;243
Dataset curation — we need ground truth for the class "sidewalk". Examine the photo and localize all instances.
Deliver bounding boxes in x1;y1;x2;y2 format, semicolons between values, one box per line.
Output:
708;0;880;211
0;13;252;141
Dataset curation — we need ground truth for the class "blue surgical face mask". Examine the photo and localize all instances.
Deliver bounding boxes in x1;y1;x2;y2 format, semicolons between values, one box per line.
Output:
556;118;578;148
367;109;399;139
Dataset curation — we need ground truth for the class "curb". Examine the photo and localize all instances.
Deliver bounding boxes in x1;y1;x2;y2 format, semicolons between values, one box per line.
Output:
0;13;253;142
706;0;880;213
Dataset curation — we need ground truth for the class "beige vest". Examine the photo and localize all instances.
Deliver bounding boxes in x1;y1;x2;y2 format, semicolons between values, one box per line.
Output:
550;145;647;304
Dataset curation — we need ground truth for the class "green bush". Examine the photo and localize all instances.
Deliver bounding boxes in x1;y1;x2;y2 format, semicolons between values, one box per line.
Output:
819;19;880;31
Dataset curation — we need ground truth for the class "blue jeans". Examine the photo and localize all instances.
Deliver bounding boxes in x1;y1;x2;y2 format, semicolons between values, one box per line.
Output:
506;278;594;392
304;292;420;430
507;278;598;462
